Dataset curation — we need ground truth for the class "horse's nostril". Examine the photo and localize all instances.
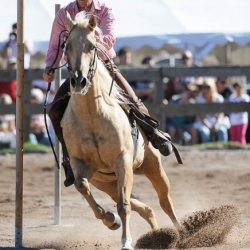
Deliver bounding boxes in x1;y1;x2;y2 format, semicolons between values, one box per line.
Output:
80;77;87;88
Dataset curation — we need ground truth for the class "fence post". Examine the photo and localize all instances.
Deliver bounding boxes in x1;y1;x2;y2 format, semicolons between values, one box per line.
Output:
152;72;165;131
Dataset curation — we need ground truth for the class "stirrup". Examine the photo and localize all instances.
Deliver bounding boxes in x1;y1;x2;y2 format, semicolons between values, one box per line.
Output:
62;157;75;187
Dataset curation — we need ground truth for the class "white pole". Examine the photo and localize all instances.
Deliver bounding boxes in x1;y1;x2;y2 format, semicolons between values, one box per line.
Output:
54;4;62;225
15;0;24;247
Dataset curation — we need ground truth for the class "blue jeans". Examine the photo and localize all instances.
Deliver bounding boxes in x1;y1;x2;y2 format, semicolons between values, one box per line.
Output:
198;124;228;143
29;133;51;146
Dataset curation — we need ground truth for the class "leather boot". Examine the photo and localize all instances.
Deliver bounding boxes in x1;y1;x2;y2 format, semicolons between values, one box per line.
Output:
61;157;75;187
61;144;75;187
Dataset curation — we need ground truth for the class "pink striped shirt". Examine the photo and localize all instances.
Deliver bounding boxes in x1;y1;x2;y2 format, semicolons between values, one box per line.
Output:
45;0;116;68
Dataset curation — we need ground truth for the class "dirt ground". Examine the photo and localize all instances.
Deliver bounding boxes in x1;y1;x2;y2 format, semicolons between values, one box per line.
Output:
0;148;250;250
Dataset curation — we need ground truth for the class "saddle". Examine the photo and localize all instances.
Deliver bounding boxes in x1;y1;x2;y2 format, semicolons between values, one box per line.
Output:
126;104;183;164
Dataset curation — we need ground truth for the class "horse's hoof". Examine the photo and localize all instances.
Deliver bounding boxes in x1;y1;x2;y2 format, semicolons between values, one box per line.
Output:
121;237;133;250
107;212;121;230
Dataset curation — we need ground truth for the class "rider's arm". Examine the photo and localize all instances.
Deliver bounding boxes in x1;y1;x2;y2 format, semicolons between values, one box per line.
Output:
44;10;67;82
45;10;66;69
95;7;116;51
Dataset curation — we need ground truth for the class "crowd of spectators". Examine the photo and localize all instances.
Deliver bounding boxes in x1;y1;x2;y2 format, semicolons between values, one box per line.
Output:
0;40;249;148
163;52;249;145
116;47;250;146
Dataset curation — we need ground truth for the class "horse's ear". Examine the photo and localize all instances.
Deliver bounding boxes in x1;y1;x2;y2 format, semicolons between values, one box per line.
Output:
88;15;97;31
66;11;74;30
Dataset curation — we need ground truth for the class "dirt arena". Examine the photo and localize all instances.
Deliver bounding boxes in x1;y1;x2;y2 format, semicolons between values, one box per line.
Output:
0;148;250;250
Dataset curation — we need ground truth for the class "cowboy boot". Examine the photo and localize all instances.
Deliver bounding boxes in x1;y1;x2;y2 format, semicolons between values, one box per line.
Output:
61;156;75;187
149;132;173;157
61;141;75;187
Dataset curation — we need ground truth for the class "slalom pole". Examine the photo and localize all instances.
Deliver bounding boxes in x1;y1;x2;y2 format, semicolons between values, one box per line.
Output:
54;4;62;225
15;0;24;247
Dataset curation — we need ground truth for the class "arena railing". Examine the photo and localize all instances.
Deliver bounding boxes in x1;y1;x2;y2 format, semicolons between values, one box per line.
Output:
0;66;250;140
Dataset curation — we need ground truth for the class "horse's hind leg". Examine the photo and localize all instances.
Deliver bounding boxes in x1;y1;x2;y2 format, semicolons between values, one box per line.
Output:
130;194;159;230
91;179;159;230
138;150;181;230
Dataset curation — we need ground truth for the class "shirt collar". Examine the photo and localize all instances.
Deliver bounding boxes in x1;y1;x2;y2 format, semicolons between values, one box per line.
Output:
74;0;101;12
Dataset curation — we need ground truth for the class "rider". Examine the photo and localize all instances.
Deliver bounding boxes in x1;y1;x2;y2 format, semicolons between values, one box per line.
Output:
43;0;173;187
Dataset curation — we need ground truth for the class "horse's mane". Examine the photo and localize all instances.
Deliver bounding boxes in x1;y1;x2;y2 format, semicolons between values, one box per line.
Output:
95;60;130;105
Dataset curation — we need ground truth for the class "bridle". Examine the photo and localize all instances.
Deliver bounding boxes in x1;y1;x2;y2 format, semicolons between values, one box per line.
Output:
66;45;98;88
65;24;115;95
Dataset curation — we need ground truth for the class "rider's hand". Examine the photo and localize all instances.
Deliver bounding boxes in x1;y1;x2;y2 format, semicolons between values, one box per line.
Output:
43;67;54;83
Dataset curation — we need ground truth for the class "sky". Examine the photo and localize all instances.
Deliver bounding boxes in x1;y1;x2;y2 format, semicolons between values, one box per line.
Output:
0;0;249;55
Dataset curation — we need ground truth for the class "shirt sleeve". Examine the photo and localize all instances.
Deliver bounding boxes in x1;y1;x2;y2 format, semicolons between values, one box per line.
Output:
45;9;67;68
95;8;116;51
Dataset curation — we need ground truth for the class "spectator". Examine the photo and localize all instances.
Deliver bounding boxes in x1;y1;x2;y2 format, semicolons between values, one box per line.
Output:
165;86;198;145
228;82;250;144
2;23;33;69
193;78;230;143
133;56;155;102
163;76;180;104
116;47;133;66
31;79;58;104
163;50;202;104
116;46;137;91
0;94;16;148
29;88;51;146
215;77;232;101
141;56;154;67
181;50;200;68
179;50;201;86
30;87;44;103
0;57;17;102
187;82;200;100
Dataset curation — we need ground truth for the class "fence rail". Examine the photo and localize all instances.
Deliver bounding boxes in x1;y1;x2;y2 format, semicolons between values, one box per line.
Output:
1;102;249;116
1;65;250;81
0;66;250;140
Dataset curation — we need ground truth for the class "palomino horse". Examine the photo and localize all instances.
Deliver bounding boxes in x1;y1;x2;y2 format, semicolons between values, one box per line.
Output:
61;11;180;250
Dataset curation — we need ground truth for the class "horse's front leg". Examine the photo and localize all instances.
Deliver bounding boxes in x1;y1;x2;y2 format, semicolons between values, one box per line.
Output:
71;157;121;229
114;156;134;250
91;179;159;230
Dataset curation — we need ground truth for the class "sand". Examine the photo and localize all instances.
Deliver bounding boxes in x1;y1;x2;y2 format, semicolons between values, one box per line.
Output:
0;148;249;250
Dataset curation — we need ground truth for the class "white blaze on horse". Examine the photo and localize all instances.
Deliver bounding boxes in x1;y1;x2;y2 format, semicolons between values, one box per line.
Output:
61;11;181;250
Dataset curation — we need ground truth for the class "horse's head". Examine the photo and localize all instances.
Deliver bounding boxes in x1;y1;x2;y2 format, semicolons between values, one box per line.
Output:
65;11;98;93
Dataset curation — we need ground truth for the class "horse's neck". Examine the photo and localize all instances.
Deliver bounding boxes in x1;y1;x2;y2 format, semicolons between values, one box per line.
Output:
70;77;106;117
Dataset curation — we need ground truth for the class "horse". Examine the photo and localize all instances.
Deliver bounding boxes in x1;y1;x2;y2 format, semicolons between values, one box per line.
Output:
61;11;181;250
